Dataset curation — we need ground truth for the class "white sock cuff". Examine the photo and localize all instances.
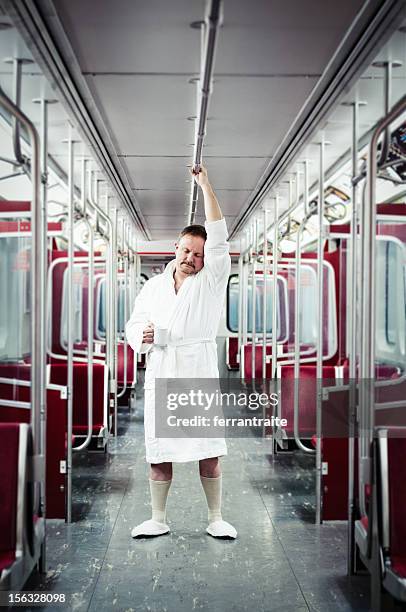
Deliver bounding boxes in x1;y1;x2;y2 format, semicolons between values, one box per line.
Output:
200;474;222;523
149;479;171;523
149;479;172;485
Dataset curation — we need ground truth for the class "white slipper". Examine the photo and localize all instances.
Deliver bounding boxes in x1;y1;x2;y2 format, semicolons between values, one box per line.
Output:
131;519;170;538
206;520;237;539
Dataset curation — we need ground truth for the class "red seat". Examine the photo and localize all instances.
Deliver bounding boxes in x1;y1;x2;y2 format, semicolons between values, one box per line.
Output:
49;362;106;437
0;551;16;573
385;436;406;587
243;343;272;379
391;558;406;579
278;364;337;437
0;423;45;589
0;364;31;404
117;342;135;387
226;337;239;370
0;424;19;578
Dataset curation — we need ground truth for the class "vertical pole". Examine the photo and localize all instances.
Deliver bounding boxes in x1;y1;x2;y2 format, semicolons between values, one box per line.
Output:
118;222;129;398
66;131;75;523
270;197;279;453
112;205;118;436
37;97;48;566
238;250;243;367
241;231;249;380
360;141;378;516
262;209;268;380
293;222;316;454
251;221;257;381
346;99;365;574
316;139;325;525
303;160;309;215
32;97;56;560
271;195;279;379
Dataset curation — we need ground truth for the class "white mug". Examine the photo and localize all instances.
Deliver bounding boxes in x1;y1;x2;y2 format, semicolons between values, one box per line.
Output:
154;327;168;347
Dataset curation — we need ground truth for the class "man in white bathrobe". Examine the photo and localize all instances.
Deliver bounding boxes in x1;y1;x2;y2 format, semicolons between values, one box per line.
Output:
126;165;237;539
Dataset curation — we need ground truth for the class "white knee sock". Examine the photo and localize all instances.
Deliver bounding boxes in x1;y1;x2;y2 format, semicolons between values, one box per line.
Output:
149;479;171;523
200;475;222;524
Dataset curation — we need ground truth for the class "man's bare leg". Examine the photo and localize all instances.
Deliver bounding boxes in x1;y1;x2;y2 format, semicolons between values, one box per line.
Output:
150;462;173;481
199;457;237;539
131;462;172;538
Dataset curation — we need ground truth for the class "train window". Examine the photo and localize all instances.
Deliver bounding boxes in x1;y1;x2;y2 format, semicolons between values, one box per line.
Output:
299;266;317;345
385;241;398;346
96;272;148;341
227;274;288;339
298;263;337;357
376;237;406;363
0;236;31;360
60;266;84;348
96;277;106;340
117;277;128;336
96;276;129;340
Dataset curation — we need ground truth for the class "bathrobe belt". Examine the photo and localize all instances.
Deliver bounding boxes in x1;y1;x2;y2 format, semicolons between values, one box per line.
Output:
154;337;215;349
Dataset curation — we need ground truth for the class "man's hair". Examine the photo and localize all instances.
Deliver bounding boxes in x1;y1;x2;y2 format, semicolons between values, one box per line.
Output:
178;224;207;241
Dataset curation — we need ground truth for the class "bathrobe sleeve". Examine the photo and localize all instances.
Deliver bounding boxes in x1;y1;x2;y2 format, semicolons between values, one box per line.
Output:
203;217;231;294
125;280;153;354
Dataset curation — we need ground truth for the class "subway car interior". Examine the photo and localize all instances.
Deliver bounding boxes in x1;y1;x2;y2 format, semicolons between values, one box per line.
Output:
0;0;406;610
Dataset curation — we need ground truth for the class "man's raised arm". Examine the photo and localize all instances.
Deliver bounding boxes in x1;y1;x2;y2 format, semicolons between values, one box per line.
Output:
192;165;223;222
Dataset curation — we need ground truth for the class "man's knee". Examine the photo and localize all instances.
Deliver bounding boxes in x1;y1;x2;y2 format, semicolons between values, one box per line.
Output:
150;462;173;480
199;457;220;477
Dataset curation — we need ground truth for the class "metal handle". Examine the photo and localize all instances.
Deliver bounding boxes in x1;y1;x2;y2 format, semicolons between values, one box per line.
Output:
359;93;406;518
73;216;94;452
188;0;223;223
293;213;316;455
0;87;43;467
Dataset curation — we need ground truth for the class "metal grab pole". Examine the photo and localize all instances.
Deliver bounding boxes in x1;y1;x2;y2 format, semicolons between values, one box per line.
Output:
33;96;57;551
240;229;249;380
66;131;75;523
343;99;365;574
303;160;309;215
188;0;223;223
262;209;268;380
271;195;279;380
34;95;50;570
359;93;406;518
87;171;117;432
251;220;258;381
5;57;33;170
73;217;94;452
111;205;118;436
316;139;326;525
240;254;248;380
293;217;316;455
0;88;43;502
238;251;243;367
73;160;94;452
117;222;129;398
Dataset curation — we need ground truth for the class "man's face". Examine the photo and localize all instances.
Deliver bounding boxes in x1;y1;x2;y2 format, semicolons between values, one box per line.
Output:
175;234;205;275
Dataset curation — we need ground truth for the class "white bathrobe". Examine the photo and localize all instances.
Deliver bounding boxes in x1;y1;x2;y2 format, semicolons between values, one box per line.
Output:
125;218;230;463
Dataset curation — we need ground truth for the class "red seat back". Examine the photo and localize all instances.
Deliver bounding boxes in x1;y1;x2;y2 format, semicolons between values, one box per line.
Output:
50;362;105;428
117;342;135;386
388;436;406;564
226;337;239;370
0;424;20;554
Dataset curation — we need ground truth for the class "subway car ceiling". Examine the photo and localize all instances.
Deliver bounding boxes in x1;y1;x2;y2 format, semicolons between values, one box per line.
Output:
0;0;406;250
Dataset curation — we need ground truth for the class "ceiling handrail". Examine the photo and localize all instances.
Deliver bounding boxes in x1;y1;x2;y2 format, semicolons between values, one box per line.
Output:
188;0;223;224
